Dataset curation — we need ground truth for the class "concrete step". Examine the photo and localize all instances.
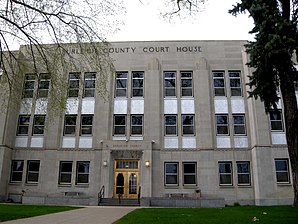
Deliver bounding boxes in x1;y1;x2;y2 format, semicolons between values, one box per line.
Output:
99;198;140;206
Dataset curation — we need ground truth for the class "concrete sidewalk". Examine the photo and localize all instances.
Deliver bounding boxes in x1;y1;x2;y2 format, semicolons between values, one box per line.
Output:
2;206;137;224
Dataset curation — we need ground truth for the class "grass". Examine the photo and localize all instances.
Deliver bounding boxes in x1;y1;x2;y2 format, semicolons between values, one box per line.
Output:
0;203;80;222
115;206;298;224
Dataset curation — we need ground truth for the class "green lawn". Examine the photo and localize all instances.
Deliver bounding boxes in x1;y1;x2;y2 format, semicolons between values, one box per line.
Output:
115;206;298;224
0;203;80;222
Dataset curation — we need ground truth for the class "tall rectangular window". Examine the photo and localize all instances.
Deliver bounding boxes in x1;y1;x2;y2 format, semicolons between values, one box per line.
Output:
76;161;90;184
165;115;177;135
115;72;128;97
182;115;195;135
216;114;229;135
275;159;290;183
236;161;250;185
132;71;144;97
114;115;126;135
80;115;93;135
22;74;36;98
17;115;31;135
131;115;143;135
212;71;225;96
181;71;193;97
64;115;77;136
38;73;50;98
84;72;96;97
233;114;246;135
229;71;242;96
164;71;176;97
218;162;233;186
269;110;283;131
32;115;46;135
183;162;197;185
164;162;178;186
59;161;72;184
10;160;24;182
26;160;40;183
68;72;80;97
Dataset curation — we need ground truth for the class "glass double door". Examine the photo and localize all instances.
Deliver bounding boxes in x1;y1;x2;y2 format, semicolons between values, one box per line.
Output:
114;160;139;198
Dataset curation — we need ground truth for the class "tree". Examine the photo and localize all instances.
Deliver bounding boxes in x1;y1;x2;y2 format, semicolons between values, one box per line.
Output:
229;0;298;207
0;0;124;111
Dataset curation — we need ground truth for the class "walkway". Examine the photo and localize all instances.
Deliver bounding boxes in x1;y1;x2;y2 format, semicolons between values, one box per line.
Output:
2;206;137;224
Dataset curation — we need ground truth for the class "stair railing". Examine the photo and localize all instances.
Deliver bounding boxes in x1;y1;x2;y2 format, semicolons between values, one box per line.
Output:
98;185;105;205
138;186;141;204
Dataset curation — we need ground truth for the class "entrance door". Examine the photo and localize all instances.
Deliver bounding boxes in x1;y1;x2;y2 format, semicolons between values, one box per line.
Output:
114;160;139;198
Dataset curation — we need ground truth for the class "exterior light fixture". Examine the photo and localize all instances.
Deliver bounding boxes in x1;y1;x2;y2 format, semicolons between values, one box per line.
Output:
145;161;150;167
103;160;108;166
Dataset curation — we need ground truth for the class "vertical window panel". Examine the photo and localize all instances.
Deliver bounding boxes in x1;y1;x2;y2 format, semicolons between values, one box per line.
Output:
68;72;80;97
181;71;193;97
10;160;24;182
38;73;50;98
212;71;225;96
17;115;31;135
237;161;250;185
164;71;176;97
115;72;128;97
80;115;93;135
233;114;246;135
216;114;229;135
33;115;46;135
26;160;40;183
275;159;290;183
165;115;177;135
219;161;233;186
229;71;242;96
132;71;144;97
59;161;73;184
131;115;143;135
114;115;126;135
183;162;197;185
22;74;36;98
165;162;178;185
269;110;284;131
182;115;195;135
76;161;90;184
84;72;96;97
64;115;77;136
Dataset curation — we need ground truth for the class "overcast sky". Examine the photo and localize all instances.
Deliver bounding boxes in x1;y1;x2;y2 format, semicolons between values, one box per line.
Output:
110;0;254;41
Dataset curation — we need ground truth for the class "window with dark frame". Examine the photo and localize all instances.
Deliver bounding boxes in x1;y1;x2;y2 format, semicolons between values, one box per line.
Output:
164;71;176;97
165;115;177;136
132;71;144;97
76;161;90;184
212;71;225;96
233;114;246;135
84;72;96;97
10;160;24;182
181;71;193;97
216;114;229;135
32;115;46;135
37;73;50;98
164;162;178;185
115;72;128;97
269;110;284;131
59;161;73;184
17;115;31;135
182;115;195;135
26;160;40;183
68;72;80;97
131;115;143;135
22;74;36;98
275;159;290;183
64;115;77;136
183;162;197;185
229;71;242;96
114;115;126;135
236;161;251;185
218;161;233;186
80;115;93;135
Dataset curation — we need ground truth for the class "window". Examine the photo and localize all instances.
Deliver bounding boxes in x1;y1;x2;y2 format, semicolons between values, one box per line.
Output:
269;110;283;131
115;72;128;97
32;115;46;135
165;115;177;135
114;115;126;135
164;71;176;97
131;115;143;135
22;74;36;98
229;71;242;96
76;161;90;184
80;115;93;135
165;162;178;185
68;72;80;97
38;73;50;98
132;71;144;97
181;71;193;97
183;162;197;185
84;72;96;97
182;115;195;135
218;162;233;186
64;115;77;135
233;114;246;135
59;161;72;184
10;160;24;182
236;161;250;185
17;115;30;135
212;71;225;96
275;159;290;183
216;114;229;135
26;160;40;183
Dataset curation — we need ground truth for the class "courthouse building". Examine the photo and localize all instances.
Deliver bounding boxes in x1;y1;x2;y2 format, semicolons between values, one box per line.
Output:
0;40;297;206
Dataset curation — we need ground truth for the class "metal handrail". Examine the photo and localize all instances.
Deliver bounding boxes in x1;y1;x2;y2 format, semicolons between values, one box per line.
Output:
137;186;141;204
98;185;105;205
